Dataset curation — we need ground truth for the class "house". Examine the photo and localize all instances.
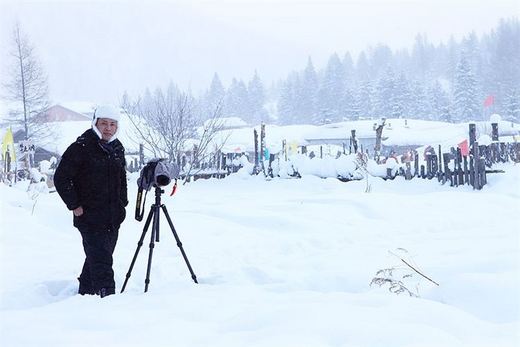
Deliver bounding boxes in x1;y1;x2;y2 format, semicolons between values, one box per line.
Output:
9;104;93;169
35;104;91;122
303;122;386;154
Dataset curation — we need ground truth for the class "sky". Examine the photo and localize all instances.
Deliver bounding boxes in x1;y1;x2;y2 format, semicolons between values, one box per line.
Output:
0;0;518;105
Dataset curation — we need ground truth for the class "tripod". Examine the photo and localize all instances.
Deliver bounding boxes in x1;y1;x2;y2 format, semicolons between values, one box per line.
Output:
121;186;198;293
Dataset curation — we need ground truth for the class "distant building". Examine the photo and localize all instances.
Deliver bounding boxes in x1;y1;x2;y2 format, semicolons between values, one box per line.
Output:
35;104;91;122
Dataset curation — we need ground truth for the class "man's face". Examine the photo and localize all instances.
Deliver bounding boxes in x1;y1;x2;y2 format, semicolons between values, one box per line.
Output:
96;118;118;141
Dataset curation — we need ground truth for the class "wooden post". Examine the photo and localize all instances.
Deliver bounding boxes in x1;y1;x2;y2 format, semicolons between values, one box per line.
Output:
491;122;499;164
443;153;451;185
414;152;419;178
473;142;480;190
469;123;476;148
426;152;432;178
260;123;266;175
463;156;469;185
268;153;275;178
491;123;499;141
386;168;393;180
374;118;385;163
351;129;358;153
456;147;464;185
253;129;259;174
438;145;443;181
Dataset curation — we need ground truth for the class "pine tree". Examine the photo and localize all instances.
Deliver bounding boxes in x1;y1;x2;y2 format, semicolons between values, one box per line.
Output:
355;52;371;81
277;73;299;125
342;52;356;120
453;52;479;121
374;68;396;118
225;78;249;122
429;80;450;121
357;80;374;118
409;80;433;119
392;72;411;118
248;71;268;124
505;88;520;122
489;18;520;116
412;34;434;79
300;57;319;124
317;53;345;123
204;73;226;118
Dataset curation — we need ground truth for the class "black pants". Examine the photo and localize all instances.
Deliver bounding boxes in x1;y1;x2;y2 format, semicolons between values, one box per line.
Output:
77;227;119;295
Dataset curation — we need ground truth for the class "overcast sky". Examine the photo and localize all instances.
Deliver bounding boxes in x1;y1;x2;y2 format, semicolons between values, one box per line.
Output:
0;0;518;105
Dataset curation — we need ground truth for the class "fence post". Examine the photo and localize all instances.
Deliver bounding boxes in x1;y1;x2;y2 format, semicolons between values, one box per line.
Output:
473;142;480;190
469;123;476;147
456;147;464;185
253;129;259;174
437;145;443;181
260;123;266;174
442;153;451;185
463;155;469;185
414;152;419;178
351;129;358;153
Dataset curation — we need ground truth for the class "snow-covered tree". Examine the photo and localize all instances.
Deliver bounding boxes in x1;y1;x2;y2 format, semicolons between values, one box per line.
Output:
504;88;520;122
247;71;268;125
429;80;450;121
299;57;319;124
374;68;396;118
3;22;50;141
317;53;345;123
202;73;226;120
453;52;479;121
224;78;249;121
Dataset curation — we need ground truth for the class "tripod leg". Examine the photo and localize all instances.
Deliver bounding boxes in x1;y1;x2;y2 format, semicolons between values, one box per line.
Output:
161;205;198;284
121;207;154;293
144;205;160;292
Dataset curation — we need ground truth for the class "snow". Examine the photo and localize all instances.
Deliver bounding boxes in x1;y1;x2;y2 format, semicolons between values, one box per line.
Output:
1;162;519;346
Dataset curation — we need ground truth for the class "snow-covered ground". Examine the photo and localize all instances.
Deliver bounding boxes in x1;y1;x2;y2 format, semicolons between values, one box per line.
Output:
1;162;519;346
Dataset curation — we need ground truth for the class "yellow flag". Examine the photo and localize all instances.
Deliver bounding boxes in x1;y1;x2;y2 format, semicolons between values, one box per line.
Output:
2;127;16;162
289;141;298;155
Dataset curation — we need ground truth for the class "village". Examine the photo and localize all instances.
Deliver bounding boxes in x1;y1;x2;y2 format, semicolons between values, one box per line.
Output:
1;103;519;191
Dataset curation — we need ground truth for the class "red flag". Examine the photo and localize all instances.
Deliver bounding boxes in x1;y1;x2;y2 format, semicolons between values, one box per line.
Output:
483;95;494;107
458;139;469;156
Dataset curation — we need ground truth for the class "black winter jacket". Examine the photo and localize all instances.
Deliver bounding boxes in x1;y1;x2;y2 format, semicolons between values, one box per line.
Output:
54;129;128;230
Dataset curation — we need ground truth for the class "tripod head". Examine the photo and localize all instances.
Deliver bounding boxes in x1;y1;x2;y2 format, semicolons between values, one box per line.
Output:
153;185;164;203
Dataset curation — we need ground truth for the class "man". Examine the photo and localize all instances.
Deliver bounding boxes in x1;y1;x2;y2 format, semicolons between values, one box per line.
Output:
54;104;128;298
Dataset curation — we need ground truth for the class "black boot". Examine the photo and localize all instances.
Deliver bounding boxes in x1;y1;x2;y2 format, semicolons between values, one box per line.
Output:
97;287;115;298
78;277;96;295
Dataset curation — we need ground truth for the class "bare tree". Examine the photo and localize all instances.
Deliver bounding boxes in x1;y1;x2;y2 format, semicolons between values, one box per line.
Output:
121;83;228;182
3;22;50;141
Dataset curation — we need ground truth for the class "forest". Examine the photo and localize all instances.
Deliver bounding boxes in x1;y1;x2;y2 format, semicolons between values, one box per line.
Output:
193;18;519;126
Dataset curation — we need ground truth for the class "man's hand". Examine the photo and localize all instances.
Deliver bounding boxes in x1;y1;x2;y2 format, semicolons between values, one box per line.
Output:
73;206;84;216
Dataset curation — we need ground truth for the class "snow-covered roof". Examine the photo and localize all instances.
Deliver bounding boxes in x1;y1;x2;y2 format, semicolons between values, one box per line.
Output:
2;110;519;158
204;117;248;129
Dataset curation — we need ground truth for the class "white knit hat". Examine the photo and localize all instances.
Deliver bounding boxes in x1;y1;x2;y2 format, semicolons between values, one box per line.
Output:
93;104;121;123
92;104;121;142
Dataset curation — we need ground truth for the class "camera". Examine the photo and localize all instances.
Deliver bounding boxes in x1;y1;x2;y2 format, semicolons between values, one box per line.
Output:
137;159;180;191
135;159;180;221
